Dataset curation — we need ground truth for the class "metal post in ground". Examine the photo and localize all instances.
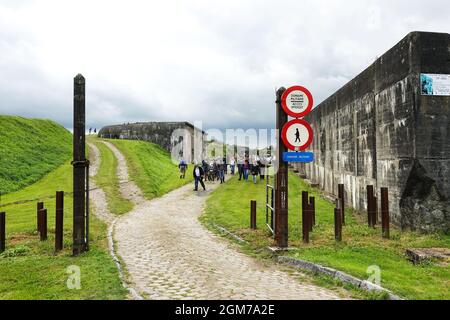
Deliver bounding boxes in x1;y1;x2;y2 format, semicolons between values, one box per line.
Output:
250;200;257;230
338;184;345;225
310;196;316;229
302;191;309;243
334;207;342;242
367;185;375;227
274;87;288;248
39;209;47;241
73;74;87;255
37;202;44;233
381;188;390;239
55;191;64;252
0;212;5;253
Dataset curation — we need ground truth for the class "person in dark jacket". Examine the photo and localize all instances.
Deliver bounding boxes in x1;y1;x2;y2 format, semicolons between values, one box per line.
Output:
193;165;206;191
178;159;188;179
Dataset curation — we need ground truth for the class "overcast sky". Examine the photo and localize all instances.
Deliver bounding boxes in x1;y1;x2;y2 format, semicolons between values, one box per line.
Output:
1;0;449;132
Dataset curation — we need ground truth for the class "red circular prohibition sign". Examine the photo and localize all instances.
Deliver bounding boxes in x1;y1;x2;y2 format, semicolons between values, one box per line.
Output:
281;86;314;118
281;119;314;151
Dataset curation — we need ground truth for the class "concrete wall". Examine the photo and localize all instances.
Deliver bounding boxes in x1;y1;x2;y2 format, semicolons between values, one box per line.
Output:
297;32;450;233
98;122;206;163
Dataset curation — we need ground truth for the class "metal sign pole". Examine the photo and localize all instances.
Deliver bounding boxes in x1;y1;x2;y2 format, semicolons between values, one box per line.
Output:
275;87;288;248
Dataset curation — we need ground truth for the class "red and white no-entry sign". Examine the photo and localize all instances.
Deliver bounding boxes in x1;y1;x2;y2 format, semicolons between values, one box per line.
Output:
281;119;313;151
281;86;314;118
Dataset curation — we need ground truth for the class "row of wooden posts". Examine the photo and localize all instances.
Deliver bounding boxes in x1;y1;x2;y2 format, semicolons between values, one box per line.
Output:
0;191;65;254
249;183;391;243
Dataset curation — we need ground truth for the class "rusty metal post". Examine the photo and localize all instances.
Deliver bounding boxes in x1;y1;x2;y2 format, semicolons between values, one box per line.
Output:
381;188;390;239
302;191;309;243
250;200;257;230
0;212;5;253
310;196;316;229
37;202;44;233
274;87;288;248
334;207;342;242
39;209;47;241
338;184;345;226
73;74;87;255
367;185;375;227
55;191;64;252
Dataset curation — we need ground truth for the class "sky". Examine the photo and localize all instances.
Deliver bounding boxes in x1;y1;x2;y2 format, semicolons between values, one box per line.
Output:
1;0;449;133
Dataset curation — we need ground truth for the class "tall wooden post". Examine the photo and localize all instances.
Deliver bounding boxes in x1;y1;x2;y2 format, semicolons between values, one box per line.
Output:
73;74;87;255
275;87;288;248
302;191;309;243
338;184;345;225
310;196;316;229
381;188;390;239
367;185;375;227
55;191;64;252
39;209;47;241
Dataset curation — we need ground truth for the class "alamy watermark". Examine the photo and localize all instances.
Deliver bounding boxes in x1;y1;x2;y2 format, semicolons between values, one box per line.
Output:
66;265;81;290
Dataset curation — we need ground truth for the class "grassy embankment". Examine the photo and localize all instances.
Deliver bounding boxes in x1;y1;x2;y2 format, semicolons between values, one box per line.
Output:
106;139;193;199
0;116;126;299
201;173;450;300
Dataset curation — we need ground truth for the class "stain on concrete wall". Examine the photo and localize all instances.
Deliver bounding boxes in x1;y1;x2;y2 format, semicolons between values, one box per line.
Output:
298;32;450;233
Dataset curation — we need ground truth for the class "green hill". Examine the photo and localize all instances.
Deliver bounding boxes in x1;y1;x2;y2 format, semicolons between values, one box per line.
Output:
0;115;72;195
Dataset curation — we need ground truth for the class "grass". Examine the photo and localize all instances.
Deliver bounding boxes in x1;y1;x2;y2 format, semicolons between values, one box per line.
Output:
106;139;193;199
89;138;134;215
0;115;72;195
0;162;127;299
201;172;450;300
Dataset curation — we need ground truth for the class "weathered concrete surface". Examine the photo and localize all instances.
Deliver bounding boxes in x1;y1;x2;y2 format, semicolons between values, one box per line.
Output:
98;122;206;163
297;32;450;233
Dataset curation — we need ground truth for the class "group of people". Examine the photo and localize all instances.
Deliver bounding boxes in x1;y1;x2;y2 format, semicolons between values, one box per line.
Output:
179;155;272;192
88;128;97;135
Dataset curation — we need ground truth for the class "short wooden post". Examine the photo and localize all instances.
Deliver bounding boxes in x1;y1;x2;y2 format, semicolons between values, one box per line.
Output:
310;196;316;229
0;212;5;253
367;185;375;227
334;206;342;242
37;202;44;233
55;191;64;251
302;191;309;243
338;184;345;225
381;188;390;239
250;200;257;230
374;196;378;226
39;209;47;241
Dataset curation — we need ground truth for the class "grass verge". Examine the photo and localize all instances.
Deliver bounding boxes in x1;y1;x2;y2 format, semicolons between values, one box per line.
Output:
200;172;450;300
0;162;127;300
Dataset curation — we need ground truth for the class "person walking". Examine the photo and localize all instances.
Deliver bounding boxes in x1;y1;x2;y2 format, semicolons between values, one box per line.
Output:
243;159;250;182
237;156;244;181
178;159;188;179
193;164;206;191
230;156;236;175
218;162;225;184
251;157;260;184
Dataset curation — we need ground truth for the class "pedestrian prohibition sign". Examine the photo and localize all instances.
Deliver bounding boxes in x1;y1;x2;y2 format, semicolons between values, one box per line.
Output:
281;119;313;151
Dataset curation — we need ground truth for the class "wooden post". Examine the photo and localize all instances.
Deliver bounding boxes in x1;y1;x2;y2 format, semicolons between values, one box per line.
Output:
381;188;390;239
73;74;87;255
274;87;288;248
39;209;47;241
334;207;342;242
338;184;345;225
55;191;64;252
367;185;375;227
374;196;378;226
310;196;316;229
37;202;44;233
250;200;257;230
302;191;309;243
0;212;5;253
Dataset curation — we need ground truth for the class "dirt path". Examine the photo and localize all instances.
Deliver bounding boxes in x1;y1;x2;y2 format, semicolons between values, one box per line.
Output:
90;140;344;300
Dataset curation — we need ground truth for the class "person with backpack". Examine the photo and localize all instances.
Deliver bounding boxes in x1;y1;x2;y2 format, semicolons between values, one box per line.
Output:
193;164;206;191
178;159;188;179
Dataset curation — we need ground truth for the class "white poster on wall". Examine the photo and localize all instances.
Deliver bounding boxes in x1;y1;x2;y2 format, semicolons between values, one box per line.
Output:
420;73;450;96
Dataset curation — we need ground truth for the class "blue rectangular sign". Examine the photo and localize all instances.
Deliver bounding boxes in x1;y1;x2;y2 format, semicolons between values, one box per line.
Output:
283;152;314;163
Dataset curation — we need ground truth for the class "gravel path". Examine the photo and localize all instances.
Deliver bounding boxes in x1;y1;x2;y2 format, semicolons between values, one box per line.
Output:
90;140;344;300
